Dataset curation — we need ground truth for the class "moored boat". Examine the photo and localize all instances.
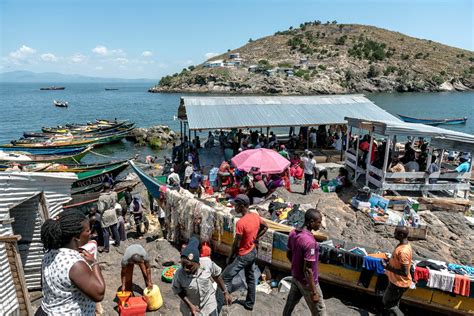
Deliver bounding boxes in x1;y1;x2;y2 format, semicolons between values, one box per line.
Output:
72;161;129;194
0;159;128;173
53;100;68;107
104;88;119;91
0;146;92;163
40;86;65;90
398;114;468;125
0;145;89;156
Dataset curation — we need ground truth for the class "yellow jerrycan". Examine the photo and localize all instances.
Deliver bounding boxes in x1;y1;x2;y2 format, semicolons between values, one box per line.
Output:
143;284;163;311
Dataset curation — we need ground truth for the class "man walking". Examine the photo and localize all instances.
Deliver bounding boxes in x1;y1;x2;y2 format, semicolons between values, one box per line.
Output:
97;182;120;252
302;151;317;195
222;194;268;311
283;209;326;316
382;226;413;315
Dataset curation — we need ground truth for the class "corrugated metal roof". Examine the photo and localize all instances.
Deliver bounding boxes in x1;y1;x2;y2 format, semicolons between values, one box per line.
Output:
0;171;77;221
345;117;474;145
180;95;401;130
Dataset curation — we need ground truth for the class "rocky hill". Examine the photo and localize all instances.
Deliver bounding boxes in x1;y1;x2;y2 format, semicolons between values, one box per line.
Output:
150;22;474;94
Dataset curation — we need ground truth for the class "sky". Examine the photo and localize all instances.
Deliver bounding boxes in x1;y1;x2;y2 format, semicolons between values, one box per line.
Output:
0;0;472;79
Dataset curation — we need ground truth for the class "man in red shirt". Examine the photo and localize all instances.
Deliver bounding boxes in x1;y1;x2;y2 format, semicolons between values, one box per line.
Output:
222;194;268;311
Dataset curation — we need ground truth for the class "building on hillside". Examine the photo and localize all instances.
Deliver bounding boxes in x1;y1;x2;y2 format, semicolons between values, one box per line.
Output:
204;60;225;68
228;53;240;59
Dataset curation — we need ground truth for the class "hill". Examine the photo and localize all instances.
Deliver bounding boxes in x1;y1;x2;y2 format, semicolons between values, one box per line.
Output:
0;71;156;83
150;23;474;94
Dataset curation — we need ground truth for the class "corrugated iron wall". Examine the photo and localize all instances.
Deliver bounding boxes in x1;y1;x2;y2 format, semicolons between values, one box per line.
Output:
0;172;77;292
0;242;20;315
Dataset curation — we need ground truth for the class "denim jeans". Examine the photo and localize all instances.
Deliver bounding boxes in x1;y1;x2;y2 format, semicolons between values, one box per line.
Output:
222;248;257;309
304;173;314;195
283;278;327;316
102;224;120;251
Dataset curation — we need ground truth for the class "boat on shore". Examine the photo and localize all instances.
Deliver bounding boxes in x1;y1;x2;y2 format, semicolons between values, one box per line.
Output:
23;122;135;139
0;146;92;163
40;86;65;90
398;114;468;125
72;161;129;194
0;159;128;173
53;100;68;107
130;160;474;315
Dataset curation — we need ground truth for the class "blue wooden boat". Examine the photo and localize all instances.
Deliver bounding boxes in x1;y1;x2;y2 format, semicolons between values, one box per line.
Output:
0;146;89;156
398;114;468;125
129;160;161;198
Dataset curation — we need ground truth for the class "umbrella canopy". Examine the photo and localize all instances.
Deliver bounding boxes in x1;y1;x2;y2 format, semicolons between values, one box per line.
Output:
231;148;290;174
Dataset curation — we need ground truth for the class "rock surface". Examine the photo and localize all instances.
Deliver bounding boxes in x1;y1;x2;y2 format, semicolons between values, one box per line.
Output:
127;125;179;149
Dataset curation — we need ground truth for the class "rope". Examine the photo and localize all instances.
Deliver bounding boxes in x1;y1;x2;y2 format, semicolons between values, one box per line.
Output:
90;150;115;158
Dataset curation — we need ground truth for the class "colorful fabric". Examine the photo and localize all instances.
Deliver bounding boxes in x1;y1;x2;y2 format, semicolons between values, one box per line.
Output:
414;267;430;282
453;275;471;297
427;269;455;292
363;256;385;275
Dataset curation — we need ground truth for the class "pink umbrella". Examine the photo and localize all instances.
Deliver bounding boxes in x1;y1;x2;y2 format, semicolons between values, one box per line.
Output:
231;148;290;174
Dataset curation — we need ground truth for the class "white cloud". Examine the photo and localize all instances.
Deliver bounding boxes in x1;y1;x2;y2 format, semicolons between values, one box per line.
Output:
40;53;58;62
92;45;108;56
95;66;103;70
9;45;37;61
204;52;219;59
92;45;125;56
71;53;86;63
141;51;153;57
115;57;129;64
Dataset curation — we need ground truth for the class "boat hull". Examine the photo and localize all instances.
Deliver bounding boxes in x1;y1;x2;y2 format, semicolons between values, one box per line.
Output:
71;162;129;194
398;114;468;125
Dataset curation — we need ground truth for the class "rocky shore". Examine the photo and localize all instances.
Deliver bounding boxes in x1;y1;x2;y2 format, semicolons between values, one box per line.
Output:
126;125;179;149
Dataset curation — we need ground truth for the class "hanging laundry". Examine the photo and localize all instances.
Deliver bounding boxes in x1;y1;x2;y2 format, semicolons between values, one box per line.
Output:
427;269;455;292
362;256;385;275
357;268;374;288
414;267;430;282
417;260;446;271
453;275;471;297
447;264;474;276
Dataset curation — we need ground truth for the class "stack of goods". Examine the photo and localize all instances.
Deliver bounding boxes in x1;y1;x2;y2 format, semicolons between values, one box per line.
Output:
413;260;473;297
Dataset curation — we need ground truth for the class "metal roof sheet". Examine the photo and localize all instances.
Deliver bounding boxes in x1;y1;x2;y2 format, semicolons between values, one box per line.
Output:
345;117;474;145
180;95;400;130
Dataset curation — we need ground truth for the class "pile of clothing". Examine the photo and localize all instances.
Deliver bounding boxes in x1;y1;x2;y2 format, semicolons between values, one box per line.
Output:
268;198;305;229
413;260;473;297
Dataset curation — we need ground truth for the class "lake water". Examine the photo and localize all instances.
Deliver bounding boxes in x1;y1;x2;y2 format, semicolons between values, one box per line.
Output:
0;83;472;163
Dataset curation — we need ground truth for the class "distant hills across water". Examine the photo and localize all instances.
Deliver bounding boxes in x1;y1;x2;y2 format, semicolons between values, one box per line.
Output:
0;71;157;83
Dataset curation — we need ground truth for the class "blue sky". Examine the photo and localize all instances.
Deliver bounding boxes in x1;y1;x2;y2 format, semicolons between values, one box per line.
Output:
1;0;472;79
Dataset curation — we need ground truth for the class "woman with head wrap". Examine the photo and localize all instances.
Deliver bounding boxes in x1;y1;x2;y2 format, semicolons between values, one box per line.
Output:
172;237;231;315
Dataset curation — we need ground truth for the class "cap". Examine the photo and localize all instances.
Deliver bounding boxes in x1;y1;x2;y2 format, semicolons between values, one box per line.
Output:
170;168;174;172
232;194;250;207
181;237;200;263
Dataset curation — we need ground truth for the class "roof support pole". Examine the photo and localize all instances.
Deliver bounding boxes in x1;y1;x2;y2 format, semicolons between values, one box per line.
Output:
381;135;391;191
354;132;360;181
423;146;434;197
365;129;374;187
465;156;473;199
306;127;310;149
180;121;183;139
266;127;270;147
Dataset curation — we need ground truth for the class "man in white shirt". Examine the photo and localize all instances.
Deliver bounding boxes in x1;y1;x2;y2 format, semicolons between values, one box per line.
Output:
167;168;181;190
183;162;193;190
301;152;317;195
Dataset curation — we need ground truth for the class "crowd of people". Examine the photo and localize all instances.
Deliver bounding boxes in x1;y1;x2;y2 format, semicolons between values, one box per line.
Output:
37;192;413;315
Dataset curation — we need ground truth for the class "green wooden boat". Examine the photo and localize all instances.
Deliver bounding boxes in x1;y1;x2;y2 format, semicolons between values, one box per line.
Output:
72;161;129;194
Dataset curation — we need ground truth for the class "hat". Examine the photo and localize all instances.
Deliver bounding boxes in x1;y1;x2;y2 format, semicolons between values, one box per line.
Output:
232;194;250;207
181;237;200;263
170;168;174;172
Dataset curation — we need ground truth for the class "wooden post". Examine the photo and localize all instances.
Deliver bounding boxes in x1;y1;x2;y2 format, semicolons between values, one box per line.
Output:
306;126;310;149
365;130;374;187
381;135;391;185
354;134;360;180
423;146;434;197
345;127;351;152
464;154;473;199
392;135;397;154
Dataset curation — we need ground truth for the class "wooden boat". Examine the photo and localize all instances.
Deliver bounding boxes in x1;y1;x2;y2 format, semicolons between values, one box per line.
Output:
129;161;474;315
42;120;128;134
0;159;128;173
53;100;68;107
23;123;135;139
0;146;92;163
105;88;119;91
72;161;129;194
0;145;88;156
7;130;131;148
64;184;136;210
40;86;65;90
398;114;468;125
